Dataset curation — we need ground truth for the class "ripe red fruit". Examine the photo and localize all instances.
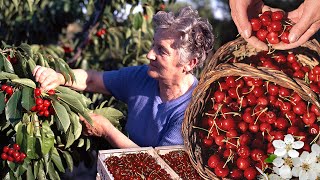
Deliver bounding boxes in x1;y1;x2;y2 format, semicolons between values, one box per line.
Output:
3;146;9;153
280;31;290;43
5;86;13;95
34;88;41;97
13;143;20;151
214;163;229;178
207;154;221;169
35;98;43;105
268;21;283;32
1;153;8;160
266;31;280;44
47;89;56;95
244;167;258;180
271;11;285;21
237;157;251;170
1;84;8;91
250;18;262;31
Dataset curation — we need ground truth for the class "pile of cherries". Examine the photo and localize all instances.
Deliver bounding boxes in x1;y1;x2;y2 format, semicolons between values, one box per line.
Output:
1;144;26;163
231;50;320;96
104;152;172;180
30;88;55;117
160;150;202;180
197;75;320;179
250;10;291;44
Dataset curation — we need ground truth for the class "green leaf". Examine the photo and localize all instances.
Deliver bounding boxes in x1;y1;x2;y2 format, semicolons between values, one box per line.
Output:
77;138;84;147
15;121;24;146
52;99;70;133
3;54;14;73
12;78;36;88
26;164;35;180
37;160;46;180
85;137;91;151
93;107;124;130
70;111;82;140
19;43;33;58
27;0;34;12
62;151;73;172
133;13;143;30
21;87;36;111
265;154;277;163
26;128;39;159
0;92;5;113
65;126;75;149
28;58;37;72
40;121;54;155
56;86;92;107
0;71;19;80
12;0;19;10
0;52;5;70
51;147;65;173
58;93;85;113
48;162;60;180
5;90;22;126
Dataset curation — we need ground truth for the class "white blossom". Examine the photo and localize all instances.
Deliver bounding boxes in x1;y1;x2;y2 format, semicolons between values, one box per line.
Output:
291;151;320;180
272;134;304;158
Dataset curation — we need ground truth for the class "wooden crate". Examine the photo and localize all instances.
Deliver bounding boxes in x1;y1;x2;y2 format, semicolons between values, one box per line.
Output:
97;147;180;180
155;145;185;155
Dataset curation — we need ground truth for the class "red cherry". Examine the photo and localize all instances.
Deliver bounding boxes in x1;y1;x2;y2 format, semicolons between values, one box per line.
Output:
214;163;229;178
229;169;244;179
13;143;20;151
34;88;41;97
47;89;56;95
271;11;285;21
236;157;251;170
20;152;26;160
5;86;13;95
250;18;262;31
1;84;8;91
280;31;290;43
35;98;43;105
1;153;8;160
302;112;316;125
2;146;9;153
259;14;272;26
309;124;319;135
268;21;283;32
244;167;258;180
266;31;280;44
207;154;221;169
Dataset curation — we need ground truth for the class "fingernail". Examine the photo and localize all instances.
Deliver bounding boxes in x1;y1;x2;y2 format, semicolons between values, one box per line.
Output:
243;30;250;39
289;34;298;43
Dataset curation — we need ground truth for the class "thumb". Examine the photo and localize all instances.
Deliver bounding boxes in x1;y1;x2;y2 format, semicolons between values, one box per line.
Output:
288;17;313;43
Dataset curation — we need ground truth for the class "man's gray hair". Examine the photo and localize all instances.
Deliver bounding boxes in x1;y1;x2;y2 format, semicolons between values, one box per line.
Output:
152;6;214;67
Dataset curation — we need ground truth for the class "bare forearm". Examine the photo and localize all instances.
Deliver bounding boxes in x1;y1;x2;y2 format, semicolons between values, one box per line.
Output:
59;69;111;95
103;125;139;148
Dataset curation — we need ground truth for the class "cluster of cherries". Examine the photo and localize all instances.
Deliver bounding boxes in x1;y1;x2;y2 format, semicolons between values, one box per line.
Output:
30;88;55;117
104;152;172;180
250;10;290;44
96;28;106;37
1;144;26;163
1;83;14;99
160;150;202;180
231;50;320;96
197;75;320;179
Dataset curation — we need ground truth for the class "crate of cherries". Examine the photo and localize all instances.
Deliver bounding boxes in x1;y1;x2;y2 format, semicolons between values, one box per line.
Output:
183;38;320;180
97;147;180;180
155;145;203;180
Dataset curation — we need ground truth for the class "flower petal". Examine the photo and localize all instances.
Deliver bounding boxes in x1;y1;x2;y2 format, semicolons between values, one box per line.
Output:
273;157;285;167
273;140;286;148
279;165;292;179
300;151;309;162
274;148;287;157
307;170;317;180
268;174;281;180
284;134;294;144
292;166;301;177
288;149;299;158
292;141;304;149
299;170;308;180
311;143;320;155
292;157;302;167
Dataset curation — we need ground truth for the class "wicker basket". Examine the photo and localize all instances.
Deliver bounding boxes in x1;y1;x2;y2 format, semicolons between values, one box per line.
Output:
182;37;320;180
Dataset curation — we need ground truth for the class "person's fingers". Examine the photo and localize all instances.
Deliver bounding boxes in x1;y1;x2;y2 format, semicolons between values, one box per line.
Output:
230;0;252;38
32;65;41;77
246;36;269;51
272;23;320;50
34;67;47;82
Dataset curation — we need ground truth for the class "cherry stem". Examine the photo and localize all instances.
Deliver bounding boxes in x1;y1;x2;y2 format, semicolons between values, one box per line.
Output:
285;114;293;126
243;85;254;95
223;151;234;168
310;132;320;145
254;107;268;124
218;81;222;92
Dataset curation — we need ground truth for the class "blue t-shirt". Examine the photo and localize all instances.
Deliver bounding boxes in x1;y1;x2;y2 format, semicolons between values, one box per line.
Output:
103;65;198;147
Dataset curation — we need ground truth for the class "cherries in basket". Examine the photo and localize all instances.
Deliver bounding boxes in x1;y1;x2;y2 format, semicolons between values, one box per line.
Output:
196;76;320;179
250;11;291;44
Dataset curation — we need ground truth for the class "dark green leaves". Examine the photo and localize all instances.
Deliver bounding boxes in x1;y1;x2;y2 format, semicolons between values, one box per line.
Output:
5;89;22;126
52;99;70;133
21;86;36;111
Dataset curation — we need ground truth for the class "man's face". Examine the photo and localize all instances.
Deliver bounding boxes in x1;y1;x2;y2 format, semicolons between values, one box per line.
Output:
146;29;185;82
